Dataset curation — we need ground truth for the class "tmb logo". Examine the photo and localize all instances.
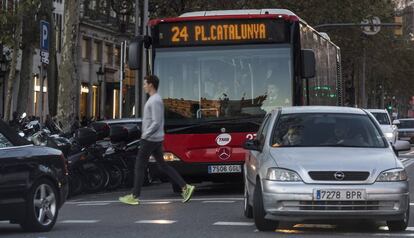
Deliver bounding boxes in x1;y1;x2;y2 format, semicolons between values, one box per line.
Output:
215;133;232;146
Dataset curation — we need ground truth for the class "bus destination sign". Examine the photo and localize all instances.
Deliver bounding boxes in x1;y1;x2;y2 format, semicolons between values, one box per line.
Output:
156;19;287;46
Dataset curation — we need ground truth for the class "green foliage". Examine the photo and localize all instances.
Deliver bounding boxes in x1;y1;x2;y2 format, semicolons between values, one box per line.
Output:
0;0;41;46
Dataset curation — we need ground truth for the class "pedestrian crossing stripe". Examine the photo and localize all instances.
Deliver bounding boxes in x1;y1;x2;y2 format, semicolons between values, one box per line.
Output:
213;221;254;226
59;220;100;223
135;220;176;224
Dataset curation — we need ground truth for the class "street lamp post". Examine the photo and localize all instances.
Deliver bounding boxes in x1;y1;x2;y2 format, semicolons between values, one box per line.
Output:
96;66;105;120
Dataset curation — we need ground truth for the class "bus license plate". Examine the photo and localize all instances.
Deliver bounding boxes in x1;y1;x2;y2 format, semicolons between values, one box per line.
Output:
208;165;241;174
313;189;366;201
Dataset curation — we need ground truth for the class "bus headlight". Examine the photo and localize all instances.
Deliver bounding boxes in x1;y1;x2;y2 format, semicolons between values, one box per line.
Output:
163;152;181;162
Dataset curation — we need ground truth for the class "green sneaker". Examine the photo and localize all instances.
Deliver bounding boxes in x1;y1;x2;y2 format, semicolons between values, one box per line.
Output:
119;194;139;205
181;184;195;203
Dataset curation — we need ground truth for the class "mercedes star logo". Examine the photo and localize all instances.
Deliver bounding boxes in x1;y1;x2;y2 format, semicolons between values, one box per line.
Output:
217;147;231;160
334;171;345;181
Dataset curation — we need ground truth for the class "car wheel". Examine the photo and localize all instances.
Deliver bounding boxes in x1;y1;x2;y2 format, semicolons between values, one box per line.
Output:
243;182;253;218
20;179;59;232
253;181;279;231
387;205;409;232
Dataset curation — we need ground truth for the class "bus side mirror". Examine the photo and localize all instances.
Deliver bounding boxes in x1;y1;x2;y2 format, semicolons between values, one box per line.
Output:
128;35;151;70
301;49;316;78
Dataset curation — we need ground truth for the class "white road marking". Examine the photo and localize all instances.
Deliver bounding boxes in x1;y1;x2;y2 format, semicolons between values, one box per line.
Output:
77;203;110;206
213;221;254;226
202;201;236;203
135;220;176;224
66;197;243;205
404;161;414;167
0;221;9;224
140;201;171;205
371;233;414;237
59;220;100;224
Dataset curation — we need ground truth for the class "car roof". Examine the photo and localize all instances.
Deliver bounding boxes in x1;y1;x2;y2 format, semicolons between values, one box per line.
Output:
278;106;366;115
366;109;388;113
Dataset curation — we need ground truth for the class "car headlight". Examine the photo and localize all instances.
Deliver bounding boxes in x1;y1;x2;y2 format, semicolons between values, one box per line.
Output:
376;168;407;182
266;168;302;182
384;132;394;138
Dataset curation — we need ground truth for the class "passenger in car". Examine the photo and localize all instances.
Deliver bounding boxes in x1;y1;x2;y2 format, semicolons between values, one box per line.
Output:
282;126;303;146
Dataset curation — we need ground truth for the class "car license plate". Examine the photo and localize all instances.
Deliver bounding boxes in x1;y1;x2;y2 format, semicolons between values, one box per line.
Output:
313;189;366;201
208;165;241;174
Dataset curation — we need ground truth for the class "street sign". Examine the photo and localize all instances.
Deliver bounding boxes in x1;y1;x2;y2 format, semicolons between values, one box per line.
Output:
40;20;50;52
40;20;50;65
361;16;381;35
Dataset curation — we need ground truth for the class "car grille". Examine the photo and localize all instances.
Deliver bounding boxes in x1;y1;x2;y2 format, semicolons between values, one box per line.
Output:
281;201;396;211
308;171;369;181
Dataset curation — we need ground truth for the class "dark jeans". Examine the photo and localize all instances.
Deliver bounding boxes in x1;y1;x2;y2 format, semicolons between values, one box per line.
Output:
132;139;186;197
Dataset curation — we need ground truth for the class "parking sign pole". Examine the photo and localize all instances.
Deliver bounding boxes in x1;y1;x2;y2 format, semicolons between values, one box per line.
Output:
39;20;50;124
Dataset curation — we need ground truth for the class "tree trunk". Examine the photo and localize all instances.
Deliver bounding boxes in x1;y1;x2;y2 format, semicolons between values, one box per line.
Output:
16;12;36;116
57;0;80;131
4;20;22;122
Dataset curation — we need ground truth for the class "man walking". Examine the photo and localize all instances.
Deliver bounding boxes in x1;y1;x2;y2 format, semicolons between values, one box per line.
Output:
119;75;195;205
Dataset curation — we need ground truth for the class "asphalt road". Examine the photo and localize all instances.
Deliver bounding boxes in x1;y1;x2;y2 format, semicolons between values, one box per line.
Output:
2;151;414;238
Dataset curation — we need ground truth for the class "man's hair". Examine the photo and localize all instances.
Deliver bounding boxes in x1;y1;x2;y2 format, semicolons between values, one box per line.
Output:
144;75;160;90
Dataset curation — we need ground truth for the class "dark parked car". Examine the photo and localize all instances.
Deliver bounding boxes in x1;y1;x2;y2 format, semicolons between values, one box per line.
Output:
0;120;69;232
397;118;414;144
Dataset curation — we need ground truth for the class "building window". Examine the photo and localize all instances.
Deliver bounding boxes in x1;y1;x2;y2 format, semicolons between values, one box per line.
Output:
104;44;113;65
82;38;91;60
93;40;102;62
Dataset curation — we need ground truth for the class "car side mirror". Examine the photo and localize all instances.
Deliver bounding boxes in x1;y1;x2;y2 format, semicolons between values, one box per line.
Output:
243;139;261;151
393;119;400;125
393;140;411;152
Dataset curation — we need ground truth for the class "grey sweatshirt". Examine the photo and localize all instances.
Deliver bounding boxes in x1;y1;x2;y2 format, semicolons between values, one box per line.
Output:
141;93;164;142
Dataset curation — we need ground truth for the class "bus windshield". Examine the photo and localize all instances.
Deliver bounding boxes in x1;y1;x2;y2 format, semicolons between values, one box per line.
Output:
154;45;293;123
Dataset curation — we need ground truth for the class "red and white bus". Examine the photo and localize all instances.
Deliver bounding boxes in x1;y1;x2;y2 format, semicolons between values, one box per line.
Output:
128;9;342;191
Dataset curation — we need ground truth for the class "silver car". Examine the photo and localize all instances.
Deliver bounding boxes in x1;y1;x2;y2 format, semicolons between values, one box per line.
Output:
243;106;410;231
366;109;399;144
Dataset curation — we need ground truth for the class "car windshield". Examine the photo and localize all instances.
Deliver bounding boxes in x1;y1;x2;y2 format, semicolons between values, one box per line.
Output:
399;120;414;129
371;112;390;125
271;113;387;148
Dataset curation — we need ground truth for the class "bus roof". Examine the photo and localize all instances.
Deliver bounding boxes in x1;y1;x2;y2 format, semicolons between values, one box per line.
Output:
149;9;300;26
180;9;298;17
